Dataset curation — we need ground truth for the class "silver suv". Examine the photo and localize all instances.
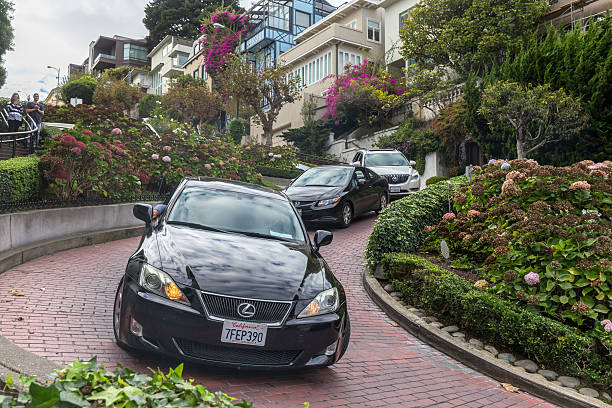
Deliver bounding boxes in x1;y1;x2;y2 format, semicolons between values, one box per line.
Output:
351;149;420;197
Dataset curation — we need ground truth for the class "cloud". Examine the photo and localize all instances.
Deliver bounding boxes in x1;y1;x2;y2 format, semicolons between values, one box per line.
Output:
39;88;48;94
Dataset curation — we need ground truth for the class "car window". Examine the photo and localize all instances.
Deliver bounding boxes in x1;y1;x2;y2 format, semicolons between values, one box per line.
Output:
366;169;379;179
364;152;410;167
292;167;352;187
167;188;306;243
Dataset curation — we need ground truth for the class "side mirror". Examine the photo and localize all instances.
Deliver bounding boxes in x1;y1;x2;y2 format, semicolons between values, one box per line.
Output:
313;230;333;250
133;203;153;226
351;161;360;166
409;160;417;167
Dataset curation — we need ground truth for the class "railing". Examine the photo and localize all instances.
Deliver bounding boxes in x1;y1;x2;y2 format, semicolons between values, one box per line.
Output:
0;109;40;158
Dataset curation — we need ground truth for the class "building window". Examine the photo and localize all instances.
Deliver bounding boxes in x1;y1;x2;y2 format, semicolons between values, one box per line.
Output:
193;70;199;79
338;50;362;74
346;20;356;29
367;19;380;42
123;43;148;62
202;66;207;81
295;10;310;27
399;8;413;29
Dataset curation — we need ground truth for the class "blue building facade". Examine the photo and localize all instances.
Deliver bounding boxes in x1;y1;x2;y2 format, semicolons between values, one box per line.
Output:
241;0;336;64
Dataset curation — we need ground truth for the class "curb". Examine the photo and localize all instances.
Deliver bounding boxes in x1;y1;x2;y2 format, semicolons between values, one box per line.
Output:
0;336;61;391
363;270;609;408
0;226;144;276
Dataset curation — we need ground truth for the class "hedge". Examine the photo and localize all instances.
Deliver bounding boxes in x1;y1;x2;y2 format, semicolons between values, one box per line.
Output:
383;253;612;388
424;176;448;186
0;358;254;407
0;156;41;203
255;165;303;180
365;176;467;266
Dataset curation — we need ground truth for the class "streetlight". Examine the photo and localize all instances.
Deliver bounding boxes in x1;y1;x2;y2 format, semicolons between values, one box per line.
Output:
47;66;60;105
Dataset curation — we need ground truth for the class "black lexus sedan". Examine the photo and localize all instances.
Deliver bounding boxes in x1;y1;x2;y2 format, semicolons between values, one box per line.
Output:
113;178;350;369
284;165;389;228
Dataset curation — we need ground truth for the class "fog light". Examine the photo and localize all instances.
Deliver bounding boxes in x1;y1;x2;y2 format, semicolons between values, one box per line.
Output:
325;340;338;356
130;317;143;337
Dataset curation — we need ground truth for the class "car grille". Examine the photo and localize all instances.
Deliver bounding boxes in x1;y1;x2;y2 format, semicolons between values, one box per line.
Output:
386;174;411;184
175;339;301;366
200;292;292;324
293;200;315;208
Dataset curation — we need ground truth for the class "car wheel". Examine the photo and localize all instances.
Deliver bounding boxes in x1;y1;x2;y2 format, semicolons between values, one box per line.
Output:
375;193;388;214
336;314;351;362
113;277;133;351
338;202;353;228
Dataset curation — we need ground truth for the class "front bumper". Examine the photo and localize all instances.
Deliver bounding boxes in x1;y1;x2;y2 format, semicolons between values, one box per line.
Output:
295;202;343;224
387;176;420;196
118;277;347;369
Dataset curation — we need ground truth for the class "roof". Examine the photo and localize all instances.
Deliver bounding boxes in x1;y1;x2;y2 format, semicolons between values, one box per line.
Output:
148;35;195;58
184;178;287;201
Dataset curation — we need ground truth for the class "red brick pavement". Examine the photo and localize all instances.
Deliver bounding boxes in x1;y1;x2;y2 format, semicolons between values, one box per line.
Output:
0;213;556;407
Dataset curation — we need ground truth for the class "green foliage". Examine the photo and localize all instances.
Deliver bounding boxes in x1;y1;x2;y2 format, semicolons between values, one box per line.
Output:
374;118;440;174
0;0;14;88
425;159;612;328
168;74;205;89
143;0;241;50
93;70;142;112
384;253;612;388
254;165;303;180
61;75;98;105
399;0;549;77
228;118;245;145
280;120;331;157
365;176;467;266
0;156;41;202
100;66;136;81
0;357;254;407
479;81;587;159
137;94;162;118
425;176;448;187
494;18;612;164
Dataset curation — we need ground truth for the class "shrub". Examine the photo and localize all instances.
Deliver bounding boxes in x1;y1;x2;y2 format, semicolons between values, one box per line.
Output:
137;94;162;118
255;165;303;179
424;159;612;328
0;156;41;202
425;176;448;186
0;358;254;407
365;176;467;266
229;119;245;145
61;75;98;105
383;253;612;389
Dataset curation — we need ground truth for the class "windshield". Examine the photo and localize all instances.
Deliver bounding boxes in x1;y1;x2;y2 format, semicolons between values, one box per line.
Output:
292;167;352;187
364;153;410;167
167;188;305;243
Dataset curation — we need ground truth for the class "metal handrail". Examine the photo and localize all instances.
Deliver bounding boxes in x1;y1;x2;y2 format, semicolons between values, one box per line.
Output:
0;108;40;158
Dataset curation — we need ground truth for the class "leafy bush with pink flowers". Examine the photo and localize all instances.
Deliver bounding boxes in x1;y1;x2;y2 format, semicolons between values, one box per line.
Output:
422;159;612;329
199;11;249;77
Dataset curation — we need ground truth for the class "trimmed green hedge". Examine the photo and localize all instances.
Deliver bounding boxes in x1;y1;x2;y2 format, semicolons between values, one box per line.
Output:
255;165;303;180
425;176;448;186
365;176;467;266
383;253;612;388
0;156;41;203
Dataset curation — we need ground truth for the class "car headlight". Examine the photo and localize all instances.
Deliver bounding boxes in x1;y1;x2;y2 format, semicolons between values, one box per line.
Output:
297;288;339;318
316;197;340;207
139;263;189;306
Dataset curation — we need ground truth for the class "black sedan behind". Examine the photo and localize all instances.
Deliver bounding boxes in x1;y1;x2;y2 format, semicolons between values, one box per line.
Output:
114;178;350;369
284;165;389;227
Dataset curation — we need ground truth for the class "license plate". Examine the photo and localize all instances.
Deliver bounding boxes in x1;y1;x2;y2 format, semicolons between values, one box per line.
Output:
390;186;401;193
221;320;267;347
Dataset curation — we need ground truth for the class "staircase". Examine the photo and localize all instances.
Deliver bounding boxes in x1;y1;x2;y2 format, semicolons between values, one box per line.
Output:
0;138;31;160
0;108;38;160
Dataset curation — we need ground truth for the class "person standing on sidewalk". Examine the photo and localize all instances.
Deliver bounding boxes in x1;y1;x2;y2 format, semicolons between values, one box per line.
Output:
6;92;23;133
25;93;44;148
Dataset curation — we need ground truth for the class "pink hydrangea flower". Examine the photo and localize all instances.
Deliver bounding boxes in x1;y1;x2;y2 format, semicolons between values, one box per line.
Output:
569;181;590;191
192;157;199;162
111;128;122;135
204;163;212;170
488;159;496;165
151;154;159;160
442;212;456;220
71;147;81;155
162;156;171;162
588;163;607;170
144;142;152;147
524;272;540;286
605;323;612;333
467;210;480;218
601;319;612;326
81;130;93;136
163;145;172;151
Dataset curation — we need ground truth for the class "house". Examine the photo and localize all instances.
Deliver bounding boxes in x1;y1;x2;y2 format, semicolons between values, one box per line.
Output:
250;0;385;145
182;36;213;90
379;0;418;75
88;35;148;72
543;0;611;30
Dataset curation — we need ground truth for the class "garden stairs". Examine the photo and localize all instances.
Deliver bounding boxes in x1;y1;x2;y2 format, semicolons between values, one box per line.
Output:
0;141;30;160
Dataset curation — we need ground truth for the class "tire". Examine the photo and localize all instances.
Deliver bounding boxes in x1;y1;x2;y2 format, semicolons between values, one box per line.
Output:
338;202;353;228
375;193;388;214
336;314;351;362
113;277;133;351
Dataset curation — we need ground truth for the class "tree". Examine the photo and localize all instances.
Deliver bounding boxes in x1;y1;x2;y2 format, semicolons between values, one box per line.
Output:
399;0;549;77
217;54;302;145
137;94;162;118
228;118;245;144
93;71;142;112
143;0;240;50
61;75;98;105
479;81;588;159
0;0;14;88
161;82;221;123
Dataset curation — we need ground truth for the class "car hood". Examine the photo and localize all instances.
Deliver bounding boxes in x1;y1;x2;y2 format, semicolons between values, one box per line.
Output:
284;185;343;201
368;166;417;176
153;224;325;301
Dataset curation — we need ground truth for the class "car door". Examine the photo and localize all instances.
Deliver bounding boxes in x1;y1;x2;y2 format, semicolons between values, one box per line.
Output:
366;168;386;210
351;168;371;215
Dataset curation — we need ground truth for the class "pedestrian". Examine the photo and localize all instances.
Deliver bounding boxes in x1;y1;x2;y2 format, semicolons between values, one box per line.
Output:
25;93;44;148
6;92;23;133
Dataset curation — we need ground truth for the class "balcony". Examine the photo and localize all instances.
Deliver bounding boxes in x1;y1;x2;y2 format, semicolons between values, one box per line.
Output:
92;53;117;71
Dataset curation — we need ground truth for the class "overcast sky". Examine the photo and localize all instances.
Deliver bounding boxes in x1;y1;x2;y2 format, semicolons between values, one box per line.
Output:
0;0;342;100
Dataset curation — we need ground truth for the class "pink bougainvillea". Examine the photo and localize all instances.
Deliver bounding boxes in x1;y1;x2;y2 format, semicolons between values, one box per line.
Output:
199;11;250;77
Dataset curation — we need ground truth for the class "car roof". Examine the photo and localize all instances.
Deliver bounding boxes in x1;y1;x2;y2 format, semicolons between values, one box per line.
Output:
183;177;288;201
306;165;356;170
363;149;399;153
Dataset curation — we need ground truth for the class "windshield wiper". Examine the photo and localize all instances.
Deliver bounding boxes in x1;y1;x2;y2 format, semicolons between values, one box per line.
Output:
300;184;336;187
167;220;230;233
226;230;299;243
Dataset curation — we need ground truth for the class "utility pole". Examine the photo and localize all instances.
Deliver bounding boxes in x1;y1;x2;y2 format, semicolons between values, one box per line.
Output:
47;66;60;105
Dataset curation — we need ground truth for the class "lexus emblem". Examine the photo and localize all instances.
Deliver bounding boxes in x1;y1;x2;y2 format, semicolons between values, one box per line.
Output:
237;302;256;318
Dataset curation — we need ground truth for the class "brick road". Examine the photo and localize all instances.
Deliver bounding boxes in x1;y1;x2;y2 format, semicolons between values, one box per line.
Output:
0;213;555;407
